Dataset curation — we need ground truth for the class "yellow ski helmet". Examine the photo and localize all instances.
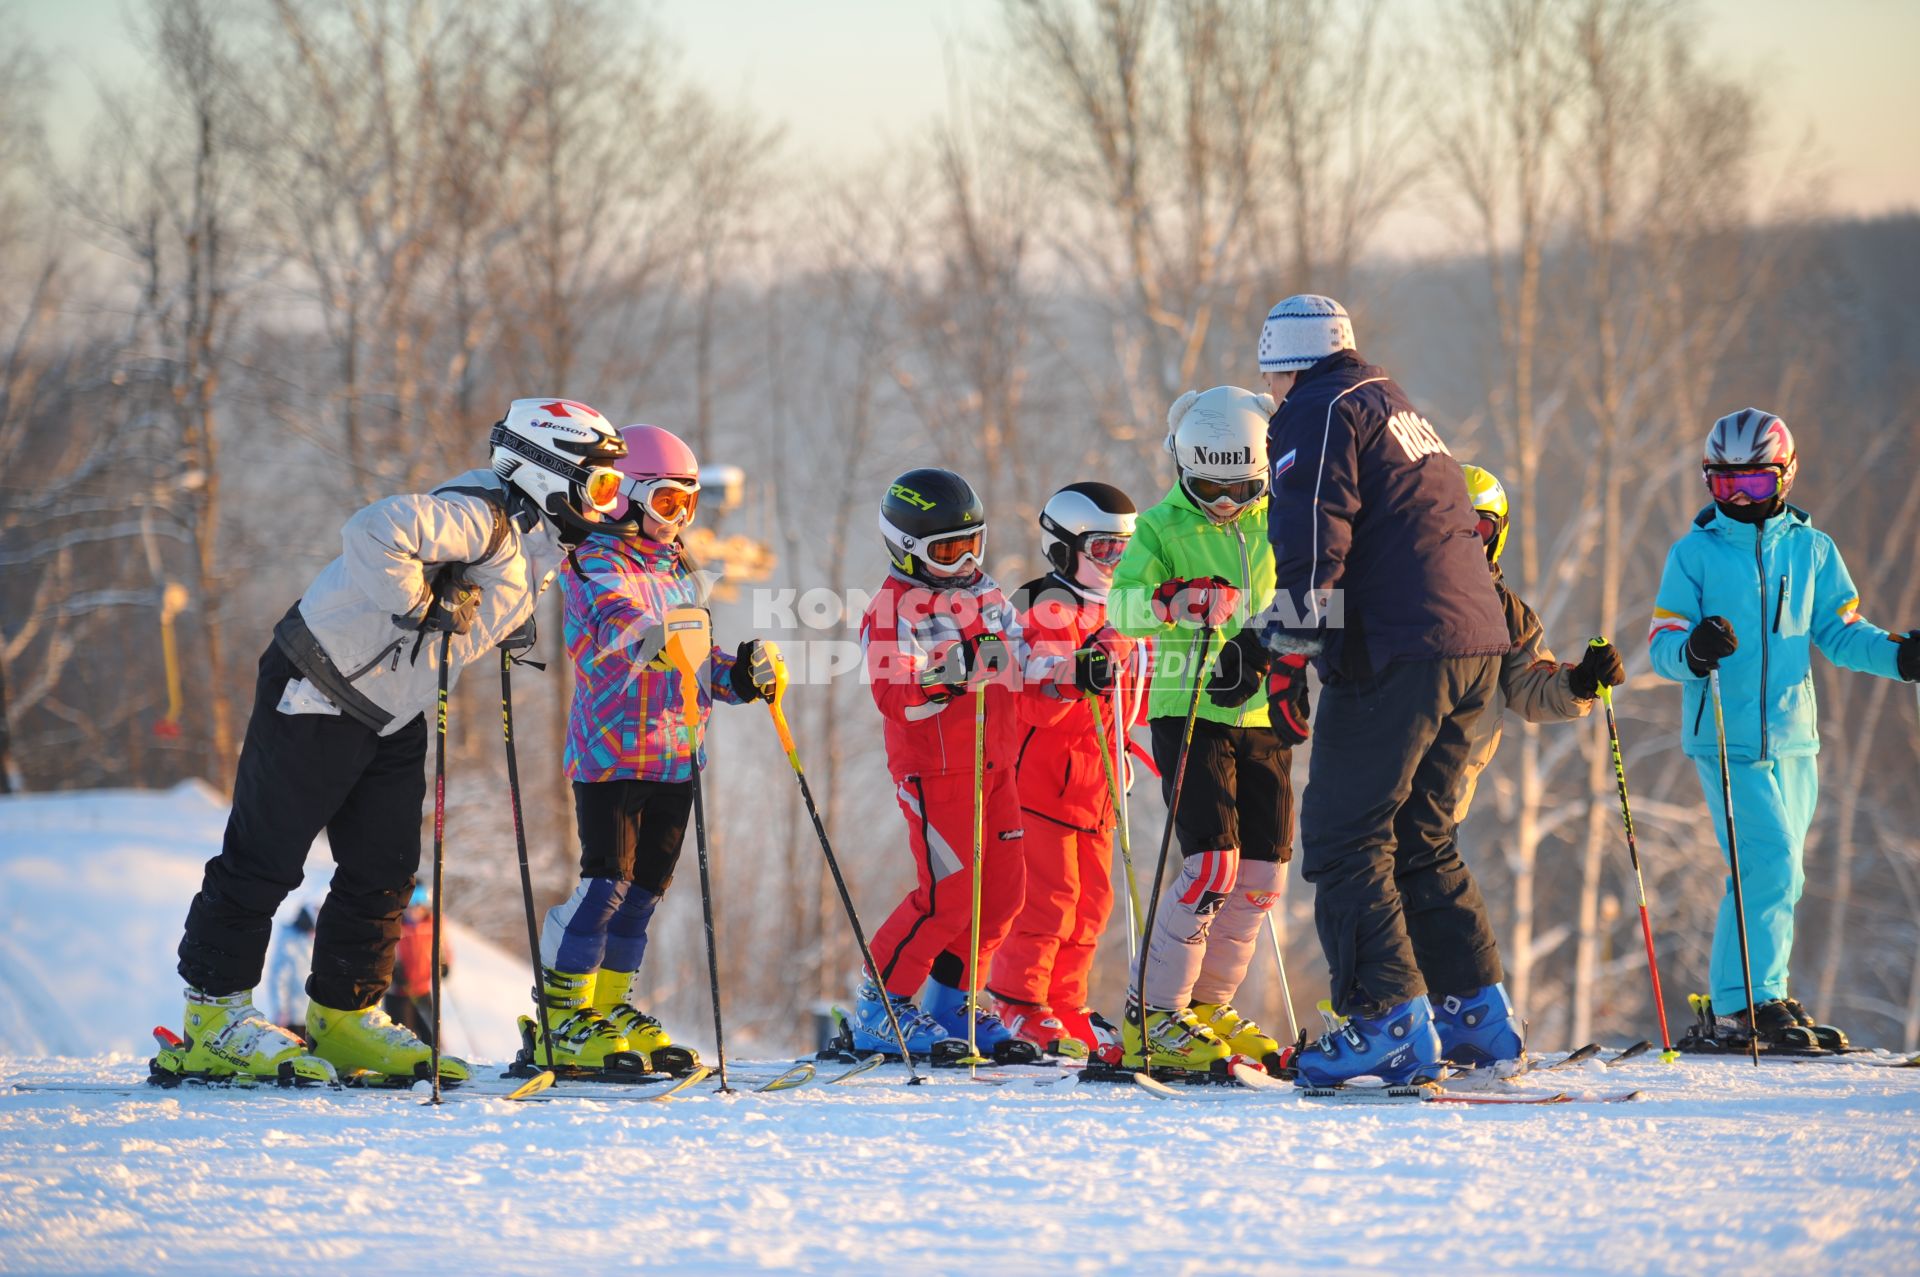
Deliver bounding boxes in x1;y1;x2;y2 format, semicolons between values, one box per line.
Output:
1461;463;1509;565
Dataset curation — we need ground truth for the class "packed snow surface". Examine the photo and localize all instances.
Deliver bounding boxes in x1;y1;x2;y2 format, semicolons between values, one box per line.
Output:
3;788;1918;1274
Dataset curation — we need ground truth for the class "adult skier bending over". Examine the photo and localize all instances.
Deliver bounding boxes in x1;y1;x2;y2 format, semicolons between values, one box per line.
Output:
1247;296;1516;1089
1649;409;1919;1051
167;398;626;1085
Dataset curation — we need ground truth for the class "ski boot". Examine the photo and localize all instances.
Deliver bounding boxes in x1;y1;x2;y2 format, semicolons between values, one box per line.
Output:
1120;1002;1234;1075
156;987;337;1086
1432;983;1526;1075
1292;996;1443;1090
1058;1006;1124;1066
1782;998;1850;1052
307;999;470;1085
1190;1001;1288;1074
593;967;700;1074
991;994;1076;1057
515;968;650;1076
1680;994;1819;1052
846;978;964;1062
923;978;1042;1064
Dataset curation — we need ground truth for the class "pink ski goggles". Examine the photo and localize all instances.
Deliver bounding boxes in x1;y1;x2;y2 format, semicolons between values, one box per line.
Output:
1705;467;1783;503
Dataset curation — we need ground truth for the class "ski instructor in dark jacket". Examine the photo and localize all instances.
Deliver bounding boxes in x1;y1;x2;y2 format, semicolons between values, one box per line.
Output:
1221;294;1518;1089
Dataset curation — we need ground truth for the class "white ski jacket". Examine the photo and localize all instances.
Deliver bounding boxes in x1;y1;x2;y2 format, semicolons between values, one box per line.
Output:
273;469;565;735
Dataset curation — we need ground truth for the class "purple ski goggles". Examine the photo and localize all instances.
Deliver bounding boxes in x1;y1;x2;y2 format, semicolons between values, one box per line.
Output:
1704;467;1783;503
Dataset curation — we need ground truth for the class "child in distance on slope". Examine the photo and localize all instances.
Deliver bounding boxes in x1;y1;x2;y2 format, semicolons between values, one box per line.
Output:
1648;409;1919;1050
853;467;1070;1063
531;423;778;1071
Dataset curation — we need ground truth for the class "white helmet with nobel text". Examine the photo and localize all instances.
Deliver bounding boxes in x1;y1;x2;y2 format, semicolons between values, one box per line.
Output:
1165;385;1274;522
489;398;629;541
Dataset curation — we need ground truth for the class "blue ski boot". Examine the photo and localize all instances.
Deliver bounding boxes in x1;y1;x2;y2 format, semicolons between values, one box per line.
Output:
849;979;952;1057
1432;983;1525;1072
921;978;1041;1064
1292;995;1444;1089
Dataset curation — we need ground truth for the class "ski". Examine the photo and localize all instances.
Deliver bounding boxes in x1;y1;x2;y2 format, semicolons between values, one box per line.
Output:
820;1053;888;1085
506;1068;714;1104
971;1071;1078;1090
747;1062;815;1093
1604;1040;1655;1066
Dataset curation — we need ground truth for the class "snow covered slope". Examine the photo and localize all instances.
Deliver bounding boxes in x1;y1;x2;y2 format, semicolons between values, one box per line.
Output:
0;784;533;1061
3;787;1917;1275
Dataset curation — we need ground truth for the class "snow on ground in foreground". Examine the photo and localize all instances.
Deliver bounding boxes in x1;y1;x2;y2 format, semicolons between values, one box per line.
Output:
2;788;1917;1274
1;1050;1918;1275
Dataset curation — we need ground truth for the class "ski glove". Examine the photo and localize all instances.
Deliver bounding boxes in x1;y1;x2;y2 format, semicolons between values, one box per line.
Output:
1898;629;1920;682
729;639;781;703
405;566;480;637
1073;642;1116;695
1684;616;1738;677
1151;576;1239;628
1266;654;1311;747
1567;639;1626;700
1206;630;1271;707
920;633;1012;702
499;613;538;653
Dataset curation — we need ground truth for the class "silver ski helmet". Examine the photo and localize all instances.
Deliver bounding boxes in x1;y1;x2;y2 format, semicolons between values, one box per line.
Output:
880;468;986;586
489;398;630;540
1165;385;1274;521
1039;481;1136;594
1703;408;1796;517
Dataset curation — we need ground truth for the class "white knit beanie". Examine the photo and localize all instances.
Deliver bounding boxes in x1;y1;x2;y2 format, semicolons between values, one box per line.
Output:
1257;294;1356;372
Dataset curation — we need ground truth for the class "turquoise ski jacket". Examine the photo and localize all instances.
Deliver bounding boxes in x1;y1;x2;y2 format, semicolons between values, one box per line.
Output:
1647;504;1903;762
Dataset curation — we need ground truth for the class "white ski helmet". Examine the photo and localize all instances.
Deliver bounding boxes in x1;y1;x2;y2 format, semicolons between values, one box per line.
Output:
1165;385;1274;520
1258;294;1356;372
1704;408;1797;486
489;398;629;538
1039;481;1136;595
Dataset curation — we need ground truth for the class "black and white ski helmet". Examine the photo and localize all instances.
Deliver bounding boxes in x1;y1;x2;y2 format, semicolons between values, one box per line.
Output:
879;468;987;585
489;397;629;539
1703;407;1797;496
1039;482;1136;577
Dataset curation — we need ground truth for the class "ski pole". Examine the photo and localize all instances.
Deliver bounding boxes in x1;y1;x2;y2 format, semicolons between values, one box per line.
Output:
663;609;731;1091
763;653;925;1084
1263;912;1300;1044
961;677;991;1071
1087;687;1141;958
428;630;450;1105
501;647;557;1077
1113;673;1140;947
1591;639;1677;1062
1130;619;1215;1068
1708;667;1762;1067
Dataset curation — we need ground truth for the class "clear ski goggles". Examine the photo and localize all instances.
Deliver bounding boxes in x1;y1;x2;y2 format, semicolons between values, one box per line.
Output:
1704;466;1783;503
920;525;986;569
1080;533;1130;566
626;475;701;525
1183;472;1268;510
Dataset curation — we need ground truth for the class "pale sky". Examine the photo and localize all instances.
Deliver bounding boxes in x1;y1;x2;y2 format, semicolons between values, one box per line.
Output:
18;0;1920;231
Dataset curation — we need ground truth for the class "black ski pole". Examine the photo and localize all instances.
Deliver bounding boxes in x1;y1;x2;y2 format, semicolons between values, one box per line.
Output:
501;646;557;1076
428;630;451;1105
766;672;925;1083
1708;667;1762;1067
689;760;731;1092
1130;619;1215;1069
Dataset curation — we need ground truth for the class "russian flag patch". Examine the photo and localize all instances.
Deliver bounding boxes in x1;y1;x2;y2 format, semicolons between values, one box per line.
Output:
1273;448;1297;479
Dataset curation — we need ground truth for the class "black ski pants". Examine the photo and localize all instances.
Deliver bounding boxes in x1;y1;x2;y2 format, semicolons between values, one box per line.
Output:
1300;654;1504;1017
177;638;427;1011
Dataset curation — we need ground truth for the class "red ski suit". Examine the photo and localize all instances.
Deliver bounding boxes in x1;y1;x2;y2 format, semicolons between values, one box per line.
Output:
987;576;1150;1013
861;570;1068;997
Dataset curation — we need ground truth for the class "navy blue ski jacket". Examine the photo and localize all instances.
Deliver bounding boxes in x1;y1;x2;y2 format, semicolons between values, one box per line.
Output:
1256;350;1508;680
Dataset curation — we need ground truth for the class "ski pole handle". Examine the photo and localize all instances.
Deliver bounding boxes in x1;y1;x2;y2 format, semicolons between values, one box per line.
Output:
1590;636;1616;707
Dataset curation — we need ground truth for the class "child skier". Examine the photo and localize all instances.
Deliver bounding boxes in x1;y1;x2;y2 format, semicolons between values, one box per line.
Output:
530;423;778;1073
1649;409;1919;1050
169;397;625;1085
987;482;1147;1057
854;467;1068;1063
1109;386;1293;1076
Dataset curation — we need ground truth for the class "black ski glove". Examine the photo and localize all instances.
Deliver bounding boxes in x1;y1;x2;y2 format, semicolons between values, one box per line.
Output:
1568;639;1626;700
1898;629;1920;682
729;639;781;703
408;566;480;636
1073;641;1116;695
499;613;537;653
920;633;1010;702
1206;630;1271;707
1266;654;1311;747
1684;616;1738;677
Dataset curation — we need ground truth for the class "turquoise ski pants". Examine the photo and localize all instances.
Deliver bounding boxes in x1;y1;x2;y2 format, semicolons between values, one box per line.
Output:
1691;753;1818;1009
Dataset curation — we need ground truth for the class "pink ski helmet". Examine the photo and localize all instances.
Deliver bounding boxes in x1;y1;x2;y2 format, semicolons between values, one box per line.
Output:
611;424;700;524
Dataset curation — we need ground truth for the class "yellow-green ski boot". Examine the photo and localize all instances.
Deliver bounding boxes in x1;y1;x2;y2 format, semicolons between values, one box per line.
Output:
1190;1001;1287;1072
1121;1002;1234;1074
162;987;337;1086
307;999;470;1085
516;968;641;1073
592;967;699;1073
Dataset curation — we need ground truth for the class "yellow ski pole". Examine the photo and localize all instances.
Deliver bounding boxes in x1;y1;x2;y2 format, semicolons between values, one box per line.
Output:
1088;688;1142;959
961;676;991;1071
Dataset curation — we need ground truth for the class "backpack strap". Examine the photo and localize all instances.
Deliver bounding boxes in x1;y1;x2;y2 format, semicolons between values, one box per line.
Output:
433;483;512;566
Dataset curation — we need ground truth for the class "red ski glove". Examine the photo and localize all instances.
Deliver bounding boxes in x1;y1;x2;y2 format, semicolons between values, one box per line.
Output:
1266;653;1311;747
1151;576;1239;627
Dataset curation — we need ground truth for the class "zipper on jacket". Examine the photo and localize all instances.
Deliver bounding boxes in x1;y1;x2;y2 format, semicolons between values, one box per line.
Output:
1755;532;1769;760
1233;520;1254;727
343;638;406;683
1772;574;1786;633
